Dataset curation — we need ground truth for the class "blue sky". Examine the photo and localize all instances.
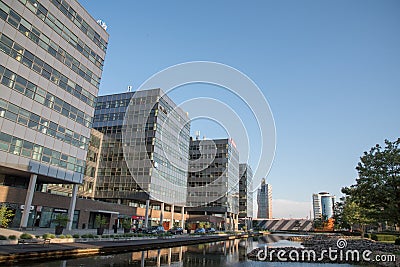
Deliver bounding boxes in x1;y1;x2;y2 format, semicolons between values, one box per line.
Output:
80;0;400;218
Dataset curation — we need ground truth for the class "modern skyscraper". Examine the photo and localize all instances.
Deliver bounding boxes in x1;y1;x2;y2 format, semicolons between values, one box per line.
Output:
312;192;335;219
0;0;108;229
239;163;253;228
186;137;240;230
93;89;190;228
257;178;272;219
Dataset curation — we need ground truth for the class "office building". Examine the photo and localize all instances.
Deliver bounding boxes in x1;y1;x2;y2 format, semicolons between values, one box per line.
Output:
93;89;190;229
43;128;103;199
312;192;335;219
239;163;253;229
257;178;272;219
186;137;240;231
0;0;108;229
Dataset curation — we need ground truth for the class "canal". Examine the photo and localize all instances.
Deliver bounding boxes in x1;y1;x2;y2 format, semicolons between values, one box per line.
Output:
15;235;358;266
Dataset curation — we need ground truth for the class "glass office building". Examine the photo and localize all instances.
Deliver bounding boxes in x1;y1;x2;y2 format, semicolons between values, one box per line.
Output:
43;128;103;199
313;192;335;219
257;178;272;219
0;0;108;229
239;163;253;219
93;89;190;227
187;138;240;230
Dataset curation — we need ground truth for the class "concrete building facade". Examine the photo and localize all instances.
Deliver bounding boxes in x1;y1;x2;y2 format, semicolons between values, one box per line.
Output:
0;0;108;229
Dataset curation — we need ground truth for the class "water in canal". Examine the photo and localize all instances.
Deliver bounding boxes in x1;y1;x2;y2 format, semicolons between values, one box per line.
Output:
16;235;359;266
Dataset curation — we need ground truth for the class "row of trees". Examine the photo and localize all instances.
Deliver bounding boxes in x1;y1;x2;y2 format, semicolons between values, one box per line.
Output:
334;138;400;235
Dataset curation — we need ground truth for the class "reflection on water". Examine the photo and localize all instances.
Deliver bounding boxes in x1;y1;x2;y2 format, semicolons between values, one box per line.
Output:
16;235;358;267
257;235;304;248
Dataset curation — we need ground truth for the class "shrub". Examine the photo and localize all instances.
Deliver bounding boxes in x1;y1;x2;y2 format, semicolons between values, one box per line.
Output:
81;234;89;238
376;234;398;242
93;235;99;239
371;234;378;241
43;233;52;239
88;234;94;238
0;204;14;228
364;233;370;238
53;214;69;227
73;234;80;238
20;233;32;239
0;235;7;240
65;234;72;238
58;234;66;239
395;238;400;245
8;235;16;240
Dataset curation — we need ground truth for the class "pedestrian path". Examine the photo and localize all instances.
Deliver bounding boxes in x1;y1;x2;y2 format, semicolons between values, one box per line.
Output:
5;227;126;237
0;234;237;264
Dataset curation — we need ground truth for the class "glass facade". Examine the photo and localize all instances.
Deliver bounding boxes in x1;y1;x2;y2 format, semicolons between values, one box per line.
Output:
94;89;190;206
187;138;239;215
312;192;335;219
43;129;103;198
0;0;108;184
239;163;253;219
257;179;272;219
0;1;102;89
0;98;89;150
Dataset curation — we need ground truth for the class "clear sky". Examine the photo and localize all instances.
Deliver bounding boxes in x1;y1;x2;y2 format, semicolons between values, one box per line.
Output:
79;0;400;218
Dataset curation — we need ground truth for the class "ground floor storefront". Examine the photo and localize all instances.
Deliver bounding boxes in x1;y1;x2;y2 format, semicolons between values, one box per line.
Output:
0;185;185;230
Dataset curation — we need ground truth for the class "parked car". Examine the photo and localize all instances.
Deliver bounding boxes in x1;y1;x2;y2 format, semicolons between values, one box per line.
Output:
146;226;165;234
206;227;216;233
168;227;183;235
194;228;206;234
132;227;146;233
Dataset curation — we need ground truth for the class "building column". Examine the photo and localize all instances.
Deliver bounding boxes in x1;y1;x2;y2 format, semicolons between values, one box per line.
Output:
180;206;185;228
170;204;174;229
66;184;78;230
20;174;37;229
144;200;150;228
160;202;165;226
224;212;228;231
235;214;239;231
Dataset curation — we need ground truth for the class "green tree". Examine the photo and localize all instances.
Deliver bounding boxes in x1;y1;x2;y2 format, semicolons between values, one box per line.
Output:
313;217;323;229
342;138;400;226
0;204;14;227
95;215;107;228
333;197;350;230
342;199;375;237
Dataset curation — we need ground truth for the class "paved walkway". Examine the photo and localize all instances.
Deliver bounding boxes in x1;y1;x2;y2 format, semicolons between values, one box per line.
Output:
0;232;240;264
3;227;128;237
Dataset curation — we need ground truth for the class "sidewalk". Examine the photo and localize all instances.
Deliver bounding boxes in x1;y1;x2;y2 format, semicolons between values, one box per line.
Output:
4;227;126;237
0;234;236;264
